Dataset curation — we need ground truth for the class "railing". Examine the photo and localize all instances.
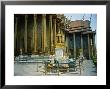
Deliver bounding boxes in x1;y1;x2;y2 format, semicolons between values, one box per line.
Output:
44;60;80;76
14;55;84;76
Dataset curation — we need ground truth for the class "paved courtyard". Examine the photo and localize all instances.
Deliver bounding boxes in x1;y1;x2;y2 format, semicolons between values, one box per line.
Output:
14;59;97;76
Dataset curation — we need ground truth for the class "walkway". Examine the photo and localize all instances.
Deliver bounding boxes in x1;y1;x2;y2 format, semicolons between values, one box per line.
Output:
14;59;97;76
81;59;97;76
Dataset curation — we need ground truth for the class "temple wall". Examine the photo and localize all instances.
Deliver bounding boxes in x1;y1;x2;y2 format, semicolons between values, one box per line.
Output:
14;14;96;60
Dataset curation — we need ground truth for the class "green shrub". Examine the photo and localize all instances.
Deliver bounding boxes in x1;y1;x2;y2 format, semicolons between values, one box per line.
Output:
92;56;97;66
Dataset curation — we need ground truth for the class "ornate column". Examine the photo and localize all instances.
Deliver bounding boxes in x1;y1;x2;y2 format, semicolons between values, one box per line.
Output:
49;15;53;53
73;33;76;58
53;18;56;53
62;33;65;43
57;22;61;43
90;38;93;57
65;33;68;55
42;14;47;53
81;33;83;55
60;29;62;43
15;17;17;51
24;15;28;53
93;33;95;56
33;14;37;53
88;34;90;59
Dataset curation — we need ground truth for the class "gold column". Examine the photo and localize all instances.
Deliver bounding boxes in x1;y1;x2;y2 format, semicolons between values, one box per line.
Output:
24;15;28;53
62;32;65;43
88;34;90;59
53;18;56;53
65;34;68;55
67;35;69;55
42;14;47;52
49;15;53;53
57;22;61;43
15;17;17;51
33;14;37;53
61;29;63;43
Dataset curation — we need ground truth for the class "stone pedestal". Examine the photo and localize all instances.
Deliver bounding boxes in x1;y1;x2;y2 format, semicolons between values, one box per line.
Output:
55;48;64;60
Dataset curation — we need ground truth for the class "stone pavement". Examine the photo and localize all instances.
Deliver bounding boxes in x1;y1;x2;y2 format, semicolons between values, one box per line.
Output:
14;59;97;76
80;60;97;76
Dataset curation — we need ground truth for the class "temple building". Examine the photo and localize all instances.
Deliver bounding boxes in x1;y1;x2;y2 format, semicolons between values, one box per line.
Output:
66;20;96;59
14;14;96;60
